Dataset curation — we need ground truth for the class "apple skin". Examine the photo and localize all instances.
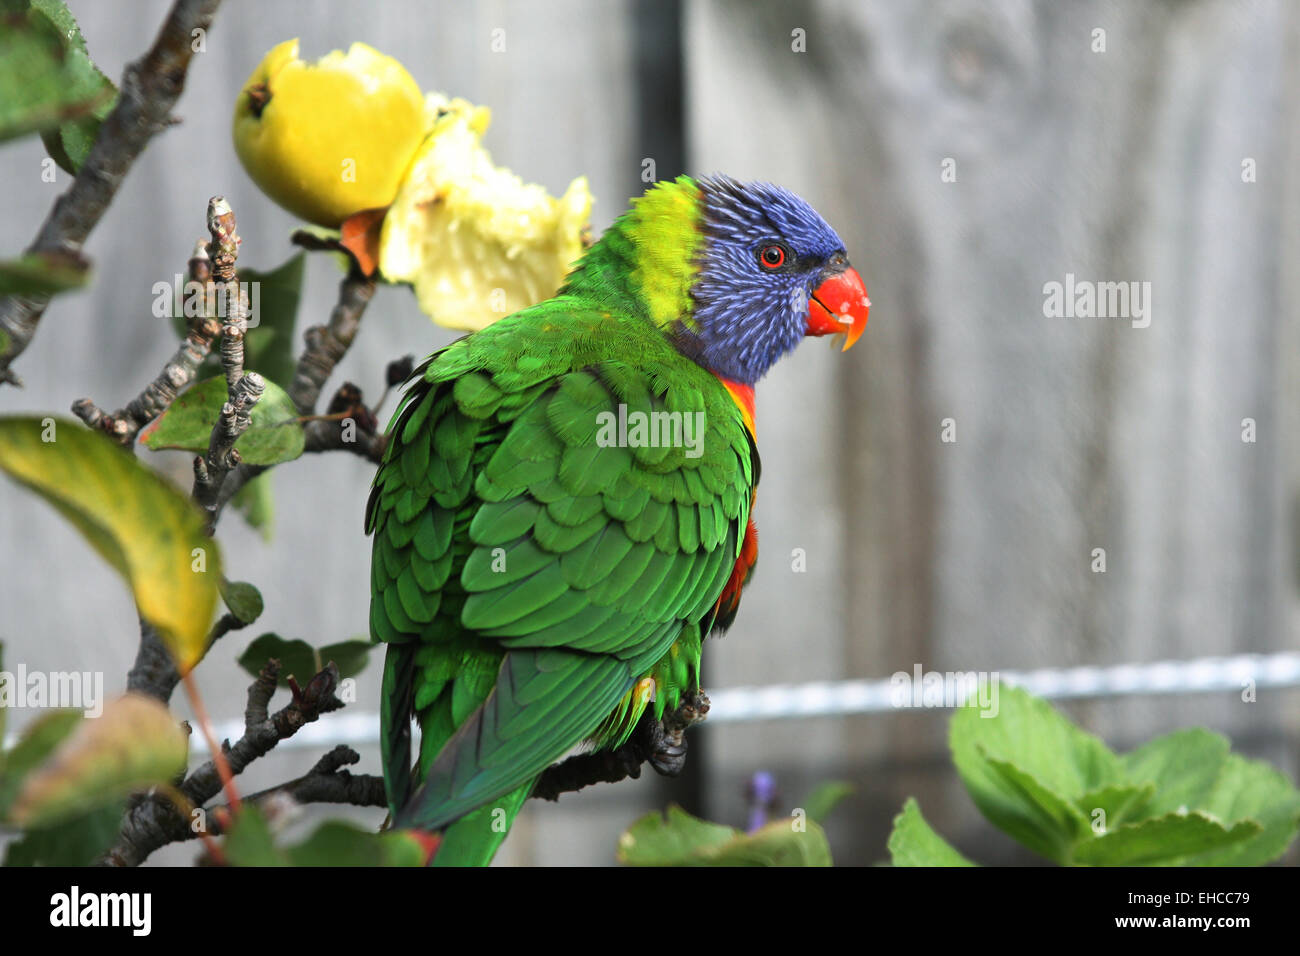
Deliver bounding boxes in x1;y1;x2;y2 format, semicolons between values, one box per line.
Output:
232;39;427;228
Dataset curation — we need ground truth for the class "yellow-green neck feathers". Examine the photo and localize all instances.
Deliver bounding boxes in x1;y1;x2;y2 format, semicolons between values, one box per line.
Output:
562;175;705;331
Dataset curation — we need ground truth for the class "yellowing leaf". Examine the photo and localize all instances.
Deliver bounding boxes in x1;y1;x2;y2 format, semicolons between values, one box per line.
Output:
0;416;221;671
9;694;188;827
617;804;832;867
378;93;592;331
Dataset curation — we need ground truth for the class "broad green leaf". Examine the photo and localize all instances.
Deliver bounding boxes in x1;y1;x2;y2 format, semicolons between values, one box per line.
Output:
3;800;125;866
0;709;81;816
1118;728;1300;865
29;0;118;173
714;819;833;866
1119;728;1230;817
0;417;221;671
617;804;832;867
219;579;263;625
1074;782;1156;832
9;694;187;827
888;798;976;867
231;472;275;540
979;751;1092;862
0;5;112;143
221;805;287;867
317;640;375;680
952;685;1123;799
1180;754;1300;866
139;376;305;466
951;686;1121;861
0;251;90;295
800;780;854;824
1071;811;1260;866
286;822;425;867
236;633;375;686
618;804;736;865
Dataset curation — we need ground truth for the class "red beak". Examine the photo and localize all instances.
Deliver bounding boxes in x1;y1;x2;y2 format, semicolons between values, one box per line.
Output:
807;266;870;350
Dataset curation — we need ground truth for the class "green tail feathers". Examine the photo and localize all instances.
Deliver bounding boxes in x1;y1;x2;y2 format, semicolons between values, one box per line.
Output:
429;784;531;867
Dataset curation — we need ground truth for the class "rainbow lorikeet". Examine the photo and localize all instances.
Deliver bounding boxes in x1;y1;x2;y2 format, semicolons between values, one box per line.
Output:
367;174;869;865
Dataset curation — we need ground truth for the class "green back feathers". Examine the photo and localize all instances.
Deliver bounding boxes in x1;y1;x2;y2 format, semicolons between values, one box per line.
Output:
367;175;762;846
562;175;704;332
370;300;756;832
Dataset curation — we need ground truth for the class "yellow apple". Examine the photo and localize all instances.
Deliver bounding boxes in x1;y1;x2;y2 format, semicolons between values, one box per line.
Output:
232;39;427;227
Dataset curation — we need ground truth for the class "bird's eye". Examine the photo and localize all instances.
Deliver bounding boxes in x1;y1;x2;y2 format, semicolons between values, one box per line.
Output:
758;244;787;269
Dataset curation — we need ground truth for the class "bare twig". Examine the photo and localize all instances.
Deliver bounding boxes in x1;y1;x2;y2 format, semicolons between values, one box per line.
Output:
289;271;377;416
73;241;221;443
187;747;388;839
212;272;385;515
0;0;224;386
102;659;346;866
189;197;264;526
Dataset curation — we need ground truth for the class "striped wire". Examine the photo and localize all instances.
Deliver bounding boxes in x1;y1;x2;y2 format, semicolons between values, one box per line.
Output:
197;650;1300;750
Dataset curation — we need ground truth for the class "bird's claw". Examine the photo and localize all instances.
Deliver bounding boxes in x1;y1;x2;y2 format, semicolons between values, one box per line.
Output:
649;737;688;777
638;690;711;778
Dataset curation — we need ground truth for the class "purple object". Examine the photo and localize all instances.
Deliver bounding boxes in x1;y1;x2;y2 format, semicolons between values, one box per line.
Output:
746;771;778;832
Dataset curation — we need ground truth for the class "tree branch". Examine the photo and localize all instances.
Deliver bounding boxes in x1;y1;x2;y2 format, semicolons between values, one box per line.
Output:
531;692;711;801
187;746;388;839
73;242;222;443
0;0;224;386
102;658;346;866
288;270;377;416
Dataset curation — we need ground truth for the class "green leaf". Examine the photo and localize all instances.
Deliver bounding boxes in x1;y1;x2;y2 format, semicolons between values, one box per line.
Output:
8;694;187;827
139;376;305;466
0;417;221;672
319;640;375;680
1072;811;1261;866
219;579;263;625
236;633;375;686
950;685;1121;862
1180;754;1300;866
800;780;854;824
1120;728;1230;816
231;472;275;540
978;750;1092;862
1117;728;1300;865
3;800;125;866
240;254;305;388
29;0;118;173
0;251;90;296
617;804;832;867
888;798;976;866
946;688;1300;866
0;5;113;144
1074;782;1156;831
221;805;287;867
0;709;81;817
285;822;425;867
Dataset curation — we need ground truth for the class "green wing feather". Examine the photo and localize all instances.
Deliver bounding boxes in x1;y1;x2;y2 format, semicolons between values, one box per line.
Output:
368;298;755;840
